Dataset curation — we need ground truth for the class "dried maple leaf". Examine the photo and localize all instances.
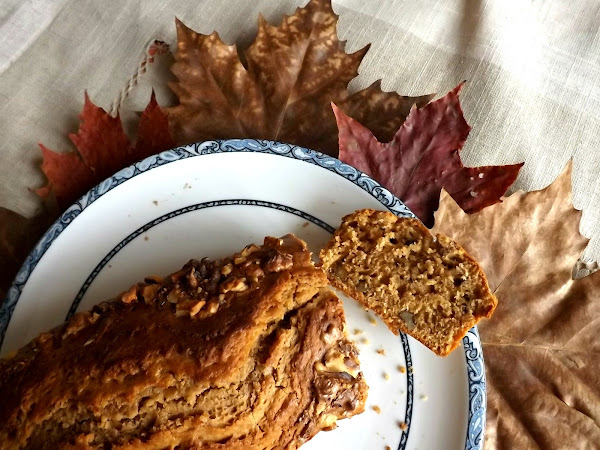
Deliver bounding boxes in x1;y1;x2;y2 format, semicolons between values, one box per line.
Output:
0;208;50;300
334;83;524;227
167;0;432;156
432;163;600;449
36;91;173;209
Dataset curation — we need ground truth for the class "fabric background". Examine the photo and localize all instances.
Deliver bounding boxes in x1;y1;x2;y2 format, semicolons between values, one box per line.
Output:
0;0;598;266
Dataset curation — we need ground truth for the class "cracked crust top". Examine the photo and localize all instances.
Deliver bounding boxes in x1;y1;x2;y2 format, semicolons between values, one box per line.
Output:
0;235;367;449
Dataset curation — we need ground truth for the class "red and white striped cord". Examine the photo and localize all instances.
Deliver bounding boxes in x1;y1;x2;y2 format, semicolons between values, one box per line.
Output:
109;39;170;117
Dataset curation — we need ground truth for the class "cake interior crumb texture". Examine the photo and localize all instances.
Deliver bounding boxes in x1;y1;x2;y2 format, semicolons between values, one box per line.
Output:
0;235;367;449
320;209;497;356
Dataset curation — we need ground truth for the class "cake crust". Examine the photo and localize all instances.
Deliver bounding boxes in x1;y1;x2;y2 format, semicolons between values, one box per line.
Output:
0;235;367;449
319;209;497;356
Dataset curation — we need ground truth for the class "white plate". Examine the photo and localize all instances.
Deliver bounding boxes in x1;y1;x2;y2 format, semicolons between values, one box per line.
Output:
1;140;486;450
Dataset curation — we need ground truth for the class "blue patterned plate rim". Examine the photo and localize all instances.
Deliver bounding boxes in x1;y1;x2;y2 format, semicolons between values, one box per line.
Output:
1;139;486;450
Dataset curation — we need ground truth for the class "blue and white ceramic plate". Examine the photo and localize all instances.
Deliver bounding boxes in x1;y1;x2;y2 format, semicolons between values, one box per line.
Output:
1;139;485;450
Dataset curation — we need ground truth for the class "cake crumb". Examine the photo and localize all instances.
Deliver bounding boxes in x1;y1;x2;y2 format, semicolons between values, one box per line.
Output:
152;200;158;205
368;316;377;325
144;236;149;241
376;348;386;355
360;337;370;345
302;221;309;228
371;405;381;414
353;328;363;335
398;421;408;431
397;365;406;373
420;394;428;401
383;372;390;380
385;446;391;450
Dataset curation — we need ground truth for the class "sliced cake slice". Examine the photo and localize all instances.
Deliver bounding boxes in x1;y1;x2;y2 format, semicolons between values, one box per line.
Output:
0;235;367;449
319;209;497;356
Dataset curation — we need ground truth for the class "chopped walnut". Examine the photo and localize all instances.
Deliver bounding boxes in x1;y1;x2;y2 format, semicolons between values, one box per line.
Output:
221;263;233;275
314;347;360;378
189;300;206;317
265;252;293;272
120;286;138;304
220;277;248;293
334;263;348;278
241;244;260;257
186;267;198;288
166;290;180;304
142;285;160;304
244;262;264;280
233;255;246;265
399;310;415;330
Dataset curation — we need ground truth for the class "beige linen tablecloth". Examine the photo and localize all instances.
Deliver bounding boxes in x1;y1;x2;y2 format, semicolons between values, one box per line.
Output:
0;0;598;245
0;0;599;265
2;0;599;267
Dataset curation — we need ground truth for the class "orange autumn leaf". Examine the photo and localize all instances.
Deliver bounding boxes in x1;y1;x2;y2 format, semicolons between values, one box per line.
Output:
432;163;600;448
167;0;432;156
36;91;173;209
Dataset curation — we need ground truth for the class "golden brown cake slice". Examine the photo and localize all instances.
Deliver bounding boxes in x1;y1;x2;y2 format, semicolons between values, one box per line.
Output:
0;235;367;449
319;209;497;356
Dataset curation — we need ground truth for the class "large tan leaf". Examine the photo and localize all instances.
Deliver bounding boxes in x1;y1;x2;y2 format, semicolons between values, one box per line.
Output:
433;163;600;449
167;0;432;156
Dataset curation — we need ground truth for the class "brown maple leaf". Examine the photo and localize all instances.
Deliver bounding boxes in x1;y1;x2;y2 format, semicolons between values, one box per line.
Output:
432;163;600;449
167;0;432;156
36;91;173;209
334;83;524;227
0;209;50;300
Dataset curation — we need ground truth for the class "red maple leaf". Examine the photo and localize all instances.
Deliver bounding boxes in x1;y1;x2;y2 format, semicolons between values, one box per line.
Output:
36;91;174;209
334;83;524;227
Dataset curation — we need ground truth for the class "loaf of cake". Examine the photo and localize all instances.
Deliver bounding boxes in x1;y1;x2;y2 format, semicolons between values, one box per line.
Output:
0;235;367;449
319;209;497;356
